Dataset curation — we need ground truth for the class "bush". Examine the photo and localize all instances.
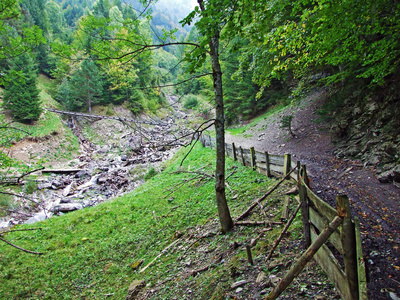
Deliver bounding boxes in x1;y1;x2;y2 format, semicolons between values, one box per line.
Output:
23;180;38;194
183;95;199;109
144;167;158;180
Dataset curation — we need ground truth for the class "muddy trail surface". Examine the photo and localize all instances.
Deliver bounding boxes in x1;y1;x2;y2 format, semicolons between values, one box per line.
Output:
225;90;400;299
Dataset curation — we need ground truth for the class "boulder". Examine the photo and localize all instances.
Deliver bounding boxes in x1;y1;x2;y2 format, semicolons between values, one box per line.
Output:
50;203;83;213
126;279;145;300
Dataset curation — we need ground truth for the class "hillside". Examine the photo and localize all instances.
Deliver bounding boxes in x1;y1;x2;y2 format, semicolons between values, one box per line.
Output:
0;144;339;299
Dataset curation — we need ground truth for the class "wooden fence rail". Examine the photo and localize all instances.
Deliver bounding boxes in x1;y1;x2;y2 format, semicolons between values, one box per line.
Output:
199;134;367;300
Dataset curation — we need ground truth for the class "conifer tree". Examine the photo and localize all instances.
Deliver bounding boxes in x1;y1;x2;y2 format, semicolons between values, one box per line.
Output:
69;59;103;113
3;53;42;124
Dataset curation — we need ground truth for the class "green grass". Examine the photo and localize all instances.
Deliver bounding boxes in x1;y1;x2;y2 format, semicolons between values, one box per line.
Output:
0;145;302;299
227;103;289;136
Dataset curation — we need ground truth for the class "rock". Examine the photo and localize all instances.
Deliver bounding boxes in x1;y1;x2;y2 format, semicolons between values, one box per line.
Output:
389;292;400;300
63;181;77;197
285;186;299;195
50;203;83;213
235;287;243;293
129;260;143;271
24;211;51;224
378;166;400;183
256;271;267;283
378;170;393;183
269;275;281;285
231;280;250;289
37;182;52;190
126;279;146;300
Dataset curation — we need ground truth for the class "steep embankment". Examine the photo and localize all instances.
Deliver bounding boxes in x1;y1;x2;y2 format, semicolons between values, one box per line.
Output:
0;144;340;299
226;89;400;299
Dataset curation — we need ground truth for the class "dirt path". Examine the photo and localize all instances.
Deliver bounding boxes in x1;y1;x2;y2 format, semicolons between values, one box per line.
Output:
225;90;400;299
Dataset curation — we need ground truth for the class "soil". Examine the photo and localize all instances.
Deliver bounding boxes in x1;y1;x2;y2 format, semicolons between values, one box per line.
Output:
225;89;400;299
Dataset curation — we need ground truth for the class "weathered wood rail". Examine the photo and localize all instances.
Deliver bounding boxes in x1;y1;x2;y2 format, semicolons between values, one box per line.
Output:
200;134;368;300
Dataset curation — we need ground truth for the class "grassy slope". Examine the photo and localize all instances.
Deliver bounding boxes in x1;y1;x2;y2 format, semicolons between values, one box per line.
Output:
0;144;307;299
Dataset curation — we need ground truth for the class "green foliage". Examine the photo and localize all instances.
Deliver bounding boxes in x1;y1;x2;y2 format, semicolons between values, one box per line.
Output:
280;114;295;137
0;193;13;217
0;0;45;85
144;167;158;180
3;53;42;123
23;180;38;194
183;94;199;109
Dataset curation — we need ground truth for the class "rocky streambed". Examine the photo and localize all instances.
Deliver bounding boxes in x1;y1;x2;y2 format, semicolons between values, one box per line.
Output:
1;96;191;228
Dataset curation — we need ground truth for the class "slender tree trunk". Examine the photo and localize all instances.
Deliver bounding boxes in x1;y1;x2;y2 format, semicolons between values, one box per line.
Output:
87;77;92;114
199;0;233;233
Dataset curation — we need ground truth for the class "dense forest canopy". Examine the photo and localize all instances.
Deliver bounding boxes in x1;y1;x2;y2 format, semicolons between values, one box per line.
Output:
1;0;399;131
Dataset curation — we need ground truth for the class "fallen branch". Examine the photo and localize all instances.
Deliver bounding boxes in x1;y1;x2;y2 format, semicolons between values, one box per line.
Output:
139;238;181;273
235;220;283;227
17;166;45;183
236;166;298;222
250;228;273;247
265;216;343;300
0;236;43;255
266;203;302;261
191;264;211;276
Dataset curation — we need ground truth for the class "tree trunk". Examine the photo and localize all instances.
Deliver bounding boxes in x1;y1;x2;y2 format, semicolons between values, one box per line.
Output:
208;26;234;233
198;0;234;233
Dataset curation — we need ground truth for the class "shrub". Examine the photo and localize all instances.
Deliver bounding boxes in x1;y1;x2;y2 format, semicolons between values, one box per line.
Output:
144;167;158;180
183;95;199;109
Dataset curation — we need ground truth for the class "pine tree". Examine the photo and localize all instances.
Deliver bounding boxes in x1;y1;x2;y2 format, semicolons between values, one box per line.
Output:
69;59;103;113
3;53;42;124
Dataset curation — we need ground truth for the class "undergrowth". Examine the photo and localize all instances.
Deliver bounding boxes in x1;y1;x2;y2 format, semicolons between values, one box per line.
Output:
0;145;312;299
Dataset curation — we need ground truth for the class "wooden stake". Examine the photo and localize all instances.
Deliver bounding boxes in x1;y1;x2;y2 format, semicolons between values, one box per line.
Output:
265;152;271;177
246;245;254;265
139;239;181;273
265;216;343;300
236;166;297;222
336;195;358;300
250;147;256;170
299;184;311;248
267;203;302;261
240;147;245;166
232;143;237;161
283;154;291;177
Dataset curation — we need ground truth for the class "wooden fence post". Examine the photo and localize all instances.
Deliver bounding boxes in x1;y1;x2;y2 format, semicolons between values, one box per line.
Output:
265;216;343;300
240;147;245;166
284;154;291;177
250;147;256;170
355;217;368;300
200;134;205;147
209;135;212;149
299;183;311;249
336;195;359;300
297;161;301;182
232;143;237;161
301;164;310;187
265;151;271;177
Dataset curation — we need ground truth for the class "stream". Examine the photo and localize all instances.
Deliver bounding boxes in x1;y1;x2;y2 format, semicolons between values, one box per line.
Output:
0;95;190;228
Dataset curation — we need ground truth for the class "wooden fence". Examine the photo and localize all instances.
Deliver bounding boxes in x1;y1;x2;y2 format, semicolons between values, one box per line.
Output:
200;134;368;300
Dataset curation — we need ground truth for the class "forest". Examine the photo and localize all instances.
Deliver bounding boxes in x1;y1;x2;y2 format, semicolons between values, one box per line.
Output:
1;0;400;299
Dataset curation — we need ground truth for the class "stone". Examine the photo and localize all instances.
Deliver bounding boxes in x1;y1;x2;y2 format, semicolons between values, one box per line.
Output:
50;203;83;213
37;182;52;190
63;181;77;197
231;280;249;289
285;186;299;195
256;271;267;283
126;279;145;300
389;292;400;300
